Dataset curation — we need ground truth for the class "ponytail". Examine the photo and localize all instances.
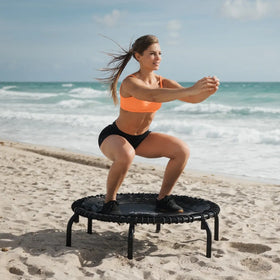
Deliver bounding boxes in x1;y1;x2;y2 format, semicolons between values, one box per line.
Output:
98;36;133;105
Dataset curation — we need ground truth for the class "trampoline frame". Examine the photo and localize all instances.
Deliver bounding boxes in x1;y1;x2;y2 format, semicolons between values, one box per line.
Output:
66;193;220;259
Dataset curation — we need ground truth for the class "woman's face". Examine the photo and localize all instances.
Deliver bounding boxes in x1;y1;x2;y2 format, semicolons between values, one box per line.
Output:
136;43;162;71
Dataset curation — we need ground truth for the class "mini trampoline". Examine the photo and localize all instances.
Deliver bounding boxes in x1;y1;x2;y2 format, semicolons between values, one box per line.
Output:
66;193;220;259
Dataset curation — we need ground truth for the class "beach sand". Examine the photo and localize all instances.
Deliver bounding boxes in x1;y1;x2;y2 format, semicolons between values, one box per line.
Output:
0;139;279;280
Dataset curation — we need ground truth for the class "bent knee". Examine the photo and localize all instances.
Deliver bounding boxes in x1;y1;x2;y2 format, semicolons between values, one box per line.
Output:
115;149;135;166
175;142;190;161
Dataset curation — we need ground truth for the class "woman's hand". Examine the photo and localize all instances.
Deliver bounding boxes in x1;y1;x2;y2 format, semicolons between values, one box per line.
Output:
191;76;220;96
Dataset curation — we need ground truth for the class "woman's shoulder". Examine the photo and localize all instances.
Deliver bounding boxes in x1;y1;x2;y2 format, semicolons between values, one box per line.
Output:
122;73;138;84
120;74;141;97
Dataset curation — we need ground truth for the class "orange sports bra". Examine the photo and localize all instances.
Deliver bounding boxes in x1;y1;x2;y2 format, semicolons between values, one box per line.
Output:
120;75;162;113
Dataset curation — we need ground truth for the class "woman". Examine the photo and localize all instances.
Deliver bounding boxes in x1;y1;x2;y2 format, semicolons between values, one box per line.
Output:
98;35;219;214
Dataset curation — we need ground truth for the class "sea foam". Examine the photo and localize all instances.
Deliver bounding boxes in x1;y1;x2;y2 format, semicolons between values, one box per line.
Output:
0;81;279;182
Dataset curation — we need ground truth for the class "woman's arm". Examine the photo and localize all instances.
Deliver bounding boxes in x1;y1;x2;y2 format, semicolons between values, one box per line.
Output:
163;77;220;103
121;76;219;103
122;76;219;103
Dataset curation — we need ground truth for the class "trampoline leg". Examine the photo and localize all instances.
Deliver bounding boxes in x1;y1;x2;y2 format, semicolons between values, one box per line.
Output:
128;223;135;259
66;213;79;247
214;215;219;241
87;218;92;234
201;218;212;258
156;223;161;233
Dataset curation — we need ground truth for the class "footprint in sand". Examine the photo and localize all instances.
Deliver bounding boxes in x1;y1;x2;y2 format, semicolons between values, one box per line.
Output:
27;264;54;277
241;257;272;272
230;242;271;254
9;266;24;276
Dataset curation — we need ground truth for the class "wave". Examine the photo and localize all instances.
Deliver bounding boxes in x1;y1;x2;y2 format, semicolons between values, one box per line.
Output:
172;102;280;115
62;83;73;87
0;109;113;128
152;119;280;145
236;128;280;145
58;99;88;108
0;88;56;99
56;99;103;109
68;87;107;98
2;86;17;90
0;86;106;100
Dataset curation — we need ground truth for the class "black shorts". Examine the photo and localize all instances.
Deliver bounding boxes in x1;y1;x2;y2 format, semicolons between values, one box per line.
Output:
98;121;151;149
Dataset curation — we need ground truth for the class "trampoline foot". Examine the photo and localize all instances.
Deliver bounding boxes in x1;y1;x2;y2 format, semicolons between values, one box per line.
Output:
66;213;79;247
128;223;135;259
87;218;92;234
214;215;219;241
201;218;212;258
156;223;161;233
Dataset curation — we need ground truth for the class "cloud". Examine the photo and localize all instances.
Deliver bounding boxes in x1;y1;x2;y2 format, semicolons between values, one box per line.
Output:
166;20;182;45
221;0;270;21
93;9;122;27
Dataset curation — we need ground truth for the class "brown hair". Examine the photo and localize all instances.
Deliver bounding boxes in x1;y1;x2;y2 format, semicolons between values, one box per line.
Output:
99;35;159;104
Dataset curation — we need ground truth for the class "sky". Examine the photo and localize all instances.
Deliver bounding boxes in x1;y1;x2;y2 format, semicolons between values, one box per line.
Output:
1;0;280;82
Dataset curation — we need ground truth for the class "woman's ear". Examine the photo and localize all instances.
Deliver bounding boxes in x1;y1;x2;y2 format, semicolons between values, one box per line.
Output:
134;52;141;62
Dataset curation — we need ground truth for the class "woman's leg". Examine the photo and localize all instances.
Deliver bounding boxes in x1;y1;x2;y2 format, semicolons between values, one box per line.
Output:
135;132;190;199
100;135;135;203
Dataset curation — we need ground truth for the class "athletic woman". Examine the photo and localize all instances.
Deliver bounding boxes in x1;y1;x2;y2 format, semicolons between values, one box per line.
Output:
98;35;219;214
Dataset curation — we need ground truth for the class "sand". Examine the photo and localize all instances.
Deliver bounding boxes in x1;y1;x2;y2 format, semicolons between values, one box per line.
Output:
0;139;279;280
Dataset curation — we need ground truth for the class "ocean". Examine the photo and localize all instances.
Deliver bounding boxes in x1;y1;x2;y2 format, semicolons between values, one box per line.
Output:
0;81;279;183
